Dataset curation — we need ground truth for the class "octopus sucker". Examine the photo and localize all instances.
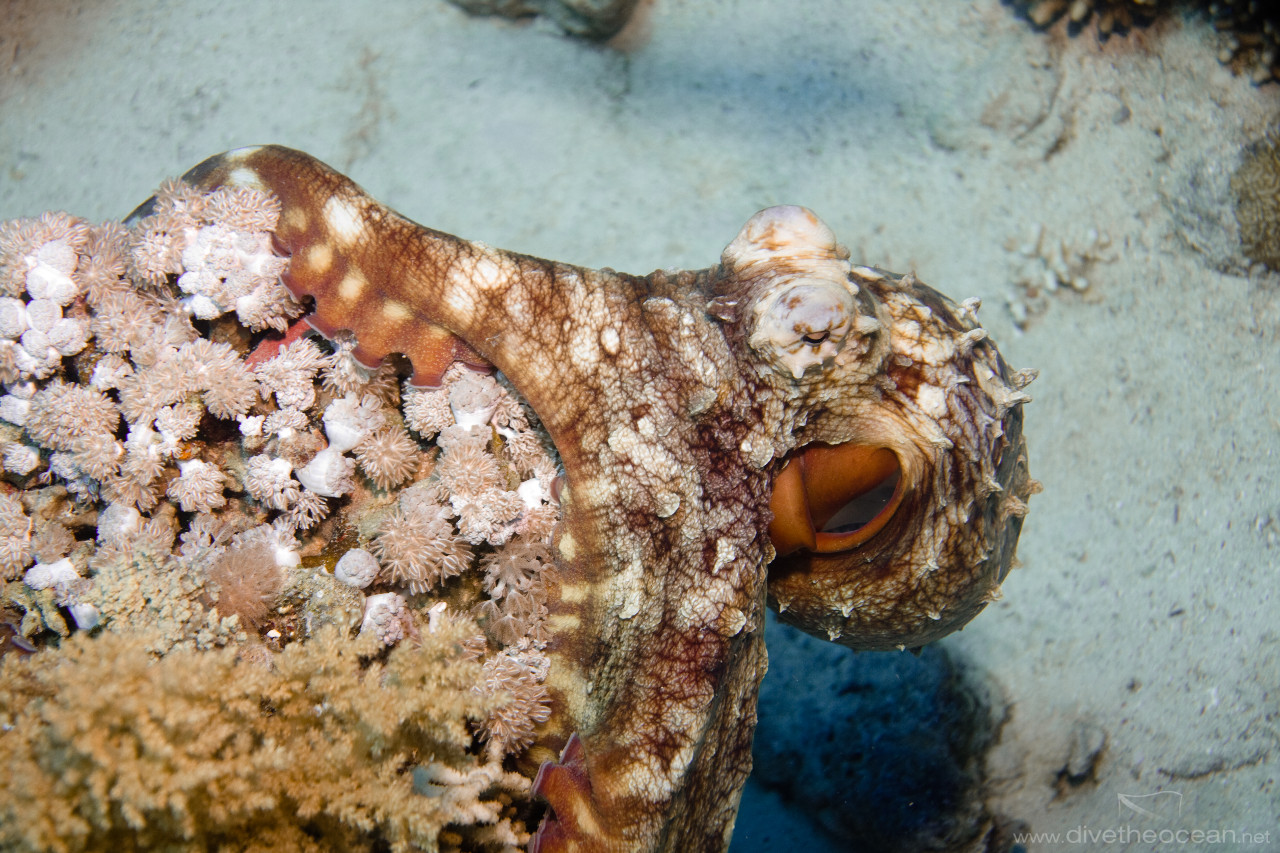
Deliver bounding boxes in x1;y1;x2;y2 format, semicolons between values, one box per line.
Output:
151;145;1035;852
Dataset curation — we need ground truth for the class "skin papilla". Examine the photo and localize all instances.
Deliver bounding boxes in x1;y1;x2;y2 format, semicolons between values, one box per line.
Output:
166;145;1038;853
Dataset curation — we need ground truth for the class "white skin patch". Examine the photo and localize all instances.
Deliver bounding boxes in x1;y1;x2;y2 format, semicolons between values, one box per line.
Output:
469;254;508;291
571;329;599;367
558;531;577;561
227;166;268;192
338;272;365;301
443;266;477;324
323;194;366;246
383;299;412;322
916;383;948;417
601;326;621;355
305;243;334;273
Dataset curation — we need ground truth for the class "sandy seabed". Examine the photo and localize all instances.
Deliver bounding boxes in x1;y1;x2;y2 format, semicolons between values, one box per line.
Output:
1;1;1276;851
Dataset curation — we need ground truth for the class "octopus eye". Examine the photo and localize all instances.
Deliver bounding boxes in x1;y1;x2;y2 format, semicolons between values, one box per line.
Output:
768;443;905;556
749;280;855;380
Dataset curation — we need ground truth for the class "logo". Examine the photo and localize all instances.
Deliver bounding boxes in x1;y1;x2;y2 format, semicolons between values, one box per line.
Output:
1118;791;1183;821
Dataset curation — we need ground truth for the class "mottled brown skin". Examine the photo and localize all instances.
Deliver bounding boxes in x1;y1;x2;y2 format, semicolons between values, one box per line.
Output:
170;146;1035;852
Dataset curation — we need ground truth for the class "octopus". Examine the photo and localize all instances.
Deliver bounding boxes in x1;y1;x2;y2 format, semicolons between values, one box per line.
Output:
161;146;1037;852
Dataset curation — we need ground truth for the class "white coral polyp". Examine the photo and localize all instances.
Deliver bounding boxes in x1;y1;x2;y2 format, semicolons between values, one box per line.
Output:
67;602;100;631
296;448;355;498
23;556;80;591
12;310;80;375
239;415;265;437
24;298;60;333
322;393;385;452
182;293;223;320
3;443;39;475
0;394;31;426
273;380;316;411
448;372;504;427
19;328;50;359
177;225;287;324
0;298;28;339
25;239;80;304
334;548;380;589
46;317;89;356
97;502;142;547
360;592;412;646
90;354;133;390
517;478;545;510
244;454;301;510
168;459;227;513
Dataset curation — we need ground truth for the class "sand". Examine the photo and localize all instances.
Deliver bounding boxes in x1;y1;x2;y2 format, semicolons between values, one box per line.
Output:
1;1;1276;850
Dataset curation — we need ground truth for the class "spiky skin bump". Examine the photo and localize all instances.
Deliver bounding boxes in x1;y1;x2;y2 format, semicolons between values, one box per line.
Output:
164;146;1035;853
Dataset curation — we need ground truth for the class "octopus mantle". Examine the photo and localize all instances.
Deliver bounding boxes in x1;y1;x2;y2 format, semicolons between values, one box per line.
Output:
170;147;1036;852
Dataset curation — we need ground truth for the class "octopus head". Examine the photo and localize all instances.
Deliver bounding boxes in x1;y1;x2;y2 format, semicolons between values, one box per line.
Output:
716;209;1036;653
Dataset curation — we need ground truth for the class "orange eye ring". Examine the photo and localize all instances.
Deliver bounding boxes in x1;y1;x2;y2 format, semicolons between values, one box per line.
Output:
768;443;905;556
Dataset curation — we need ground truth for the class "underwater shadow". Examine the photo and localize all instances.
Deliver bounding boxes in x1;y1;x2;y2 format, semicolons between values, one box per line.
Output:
741;611;1012;853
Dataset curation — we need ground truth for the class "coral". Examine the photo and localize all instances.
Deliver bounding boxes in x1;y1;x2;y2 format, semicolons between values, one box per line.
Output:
1210;1;1280;84
1016;0;1165;34
481;538;551;599
254;336;326;410
180;339;261;418
295;446;356;497
117;338;257;424
243;453;302;510
0;211;90;299
449;370;505;427
77;222;130;300
285;488;331;531
434;436;504;497
154;402;202;442
451;487;527;546
0;622;529;853
403;385;454;438
0;293;91;379
95;502;142;549
262;405;310;437
201;539;283;628
233;522;302;570
3;442;40;476
166;459;229;513
371;502;472;593
89;289;162;354
476;648;552;760
1231;128;1280;269
85;528;243;655
136;179;297;332
334;547;380;589
360;591;414;645
319;334;371;396
22;556;80;594
22;381;119;453
31;522;74;564
354;423;420;490
324;392;387;451
515;501;559;542
203;184;282;233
